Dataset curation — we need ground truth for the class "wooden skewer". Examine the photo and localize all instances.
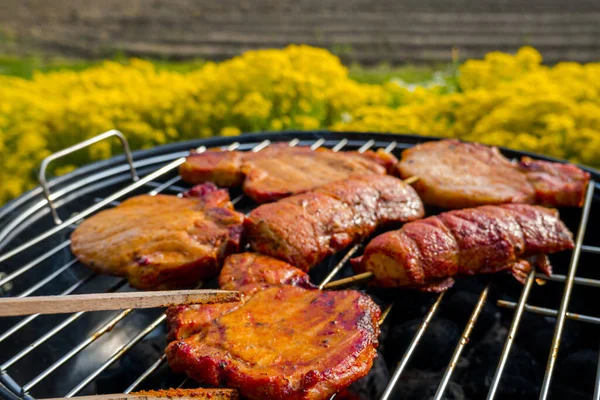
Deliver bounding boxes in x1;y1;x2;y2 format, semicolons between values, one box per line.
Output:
378;304;393;326
44;388;239;400
323;271;374;289
0;289;241;317
403;176;420;185
43;388;239;400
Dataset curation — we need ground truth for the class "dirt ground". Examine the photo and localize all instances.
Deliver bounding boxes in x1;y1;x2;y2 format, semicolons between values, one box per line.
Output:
1;0;599;63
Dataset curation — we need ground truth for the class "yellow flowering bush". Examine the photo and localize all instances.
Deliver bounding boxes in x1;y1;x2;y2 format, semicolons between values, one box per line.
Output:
334;47;600;168
1;45;599;204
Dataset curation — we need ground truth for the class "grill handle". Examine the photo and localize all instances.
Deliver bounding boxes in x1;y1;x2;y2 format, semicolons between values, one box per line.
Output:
38;129;139;224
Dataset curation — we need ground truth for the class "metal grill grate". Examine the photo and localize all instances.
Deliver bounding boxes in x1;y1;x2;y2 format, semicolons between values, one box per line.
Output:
0;130;598;400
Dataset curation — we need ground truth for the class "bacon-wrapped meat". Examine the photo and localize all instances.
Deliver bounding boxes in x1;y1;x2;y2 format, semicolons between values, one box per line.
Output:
352;204;574;292
244;175;424;271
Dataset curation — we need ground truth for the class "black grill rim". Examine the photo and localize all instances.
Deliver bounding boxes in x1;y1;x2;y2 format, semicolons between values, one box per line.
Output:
0;130;599;399
2;130;599;233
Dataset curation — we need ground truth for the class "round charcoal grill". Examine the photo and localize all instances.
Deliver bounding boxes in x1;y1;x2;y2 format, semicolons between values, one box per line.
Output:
0;131;599;400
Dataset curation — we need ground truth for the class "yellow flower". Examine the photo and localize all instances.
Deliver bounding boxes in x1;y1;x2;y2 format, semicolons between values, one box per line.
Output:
220;126;242;137
293;115;321;130
1;45;599;205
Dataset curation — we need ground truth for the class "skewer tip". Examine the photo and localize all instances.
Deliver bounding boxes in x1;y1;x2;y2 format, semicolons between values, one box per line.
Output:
403;176;420;185
323;271;374;290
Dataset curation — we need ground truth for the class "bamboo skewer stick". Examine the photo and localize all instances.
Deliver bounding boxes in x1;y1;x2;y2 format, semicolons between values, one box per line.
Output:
403;176;420;185
43;388;239;400
378;304;393;326
0;290;241;317
323;271;374;289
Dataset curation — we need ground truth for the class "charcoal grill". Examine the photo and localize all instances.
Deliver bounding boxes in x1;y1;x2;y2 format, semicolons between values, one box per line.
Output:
0;130;599;400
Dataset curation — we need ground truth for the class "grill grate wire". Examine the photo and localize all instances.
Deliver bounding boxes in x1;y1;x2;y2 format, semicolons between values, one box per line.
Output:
0;131;597;399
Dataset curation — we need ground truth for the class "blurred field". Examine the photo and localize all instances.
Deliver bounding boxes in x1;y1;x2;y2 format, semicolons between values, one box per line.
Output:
0;55;207;79
1;0;599;64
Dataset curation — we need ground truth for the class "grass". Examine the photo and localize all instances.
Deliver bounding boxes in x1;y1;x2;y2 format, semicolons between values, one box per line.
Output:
0;54;207;79
348;62;449;84
0;54;447;84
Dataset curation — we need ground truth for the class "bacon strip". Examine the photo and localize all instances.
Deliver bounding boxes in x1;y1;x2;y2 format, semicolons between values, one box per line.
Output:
352;204;574;292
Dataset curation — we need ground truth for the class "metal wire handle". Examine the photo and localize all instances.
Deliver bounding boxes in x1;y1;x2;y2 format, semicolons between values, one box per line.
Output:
38;130;139;224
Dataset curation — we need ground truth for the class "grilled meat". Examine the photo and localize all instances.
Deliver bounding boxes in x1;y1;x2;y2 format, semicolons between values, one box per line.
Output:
71;183;244;290
166;285;381;400
352;204;574;292
397;139;590;209
244;175;424;271
166;252;313;340
166;253;380;399
218;252;313;295
180;143;398;203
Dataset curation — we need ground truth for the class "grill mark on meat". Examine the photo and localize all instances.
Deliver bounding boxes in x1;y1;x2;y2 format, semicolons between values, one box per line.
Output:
354;204;574;291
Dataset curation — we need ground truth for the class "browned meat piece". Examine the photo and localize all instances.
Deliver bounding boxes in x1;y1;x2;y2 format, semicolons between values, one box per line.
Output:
180;143;398;203
353;204;574;292
245;175;424;271
166;301;242;342
166;285;381;400
397;139;590;209
218;252;313;295
70;183;244;290
166;252;313;340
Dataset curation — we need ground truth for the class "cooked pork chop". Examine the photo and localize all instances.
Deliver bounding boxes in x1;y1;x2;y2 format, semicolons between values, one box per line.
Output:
166;285;381;400
180;143;398;203
245;175;424;271
70;183;244;290
397;140;590;209
166;253;313;341
353;204;574;292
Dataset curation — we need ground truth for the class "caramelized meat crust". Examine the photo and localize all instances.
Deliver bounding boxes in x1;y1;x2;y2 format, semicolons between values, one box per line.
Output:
397;140;590;209
218;252;314;295
353;204;574;291
166;252;313;341
244;175;424;271
70;184;244;290
166;286;381;400
180;144;398;203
